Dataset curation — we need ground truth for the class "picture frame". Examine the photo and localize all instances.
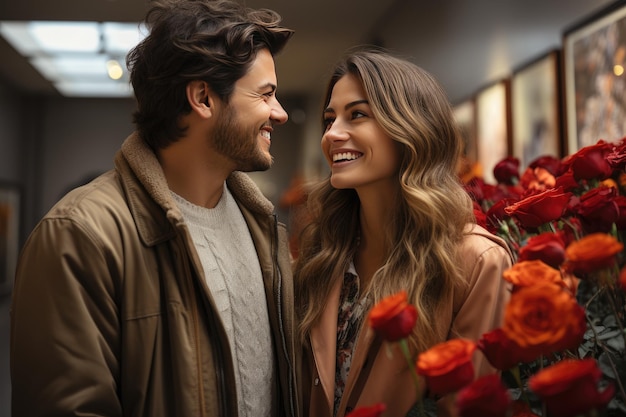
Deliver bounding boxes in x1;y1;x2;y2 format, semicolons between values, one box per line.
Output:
453;98;478;164
511;49;563;169
475;79;511;184
453;98;479;182
563;0;626;154
0;182;20;296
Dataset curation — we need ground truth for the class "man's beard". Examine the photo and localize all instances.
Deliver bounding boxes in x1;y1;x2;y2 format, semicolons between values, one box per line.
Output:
211;104;272;172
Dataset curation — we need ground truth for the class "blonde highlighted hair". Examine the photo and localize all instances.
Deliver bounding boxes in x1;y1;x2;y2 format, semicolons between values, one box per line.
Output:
294;48;474;352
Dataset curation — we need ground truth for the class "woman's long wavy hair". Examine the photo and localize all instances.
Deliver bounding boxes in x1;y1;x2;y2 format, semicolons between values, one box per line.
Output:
294;48;475;352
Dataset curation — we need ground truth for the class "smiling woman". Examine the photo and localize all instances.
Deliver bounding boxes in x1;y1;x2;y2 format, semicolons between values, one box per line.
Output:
294;48;513;417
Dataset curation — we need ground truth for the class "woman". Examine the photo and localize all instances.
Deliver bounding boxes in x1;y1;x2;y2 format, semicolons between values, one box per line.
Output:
294;49;513;417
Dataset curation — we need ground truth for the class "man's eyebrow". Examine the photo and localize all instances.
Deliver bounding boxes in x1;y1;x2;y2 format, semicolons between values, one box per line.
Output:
324;99;368;114
260;83;277;92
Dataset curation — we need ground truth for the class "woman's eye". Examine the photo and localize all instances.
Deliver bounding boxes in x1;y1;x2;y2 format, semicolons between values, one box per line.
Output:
352;110;366;119
323;118;334;130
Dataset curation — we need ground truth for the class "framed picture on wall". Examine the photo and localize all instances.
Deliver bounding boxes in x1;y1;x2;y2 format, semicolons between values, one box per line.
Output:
563;0;626;154
0;182;20;296
454;98;478;163
453;98;479;181
511;49;562;169
475;79;511;184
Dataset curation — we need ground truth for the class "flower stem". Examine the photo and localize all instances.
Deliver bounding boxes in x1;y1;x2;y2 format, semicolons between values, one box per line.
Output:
399;339;426;417
510;365;530;405
584;289;626;405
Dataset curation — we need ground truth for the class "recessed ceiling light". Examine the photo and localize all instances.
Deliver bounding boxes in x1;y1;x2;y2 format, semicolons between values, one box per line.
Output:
0;21;146;98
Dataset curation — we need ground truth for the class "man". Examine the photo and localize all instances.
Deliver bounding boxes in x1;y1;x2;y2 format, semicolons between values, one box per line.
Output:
10;1;298;416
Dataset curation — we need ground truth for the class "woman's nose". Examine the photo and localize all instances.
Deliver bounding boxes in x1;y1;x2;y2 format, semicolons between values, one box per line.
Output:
323;120;349;142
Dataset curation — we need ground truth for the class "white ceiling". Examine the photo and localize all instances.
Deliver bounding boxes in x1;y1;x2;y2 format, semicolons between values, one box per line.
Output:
0;0;618;103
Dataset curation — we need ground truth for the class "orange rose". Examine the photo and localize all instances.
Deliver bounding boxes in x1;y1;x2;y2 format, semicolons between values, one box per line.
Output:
519;166;556;192
563;233;624;275
502;260;565;290
503;283;586;356
416;338;476;396
368;291;418;342
529;359;614;417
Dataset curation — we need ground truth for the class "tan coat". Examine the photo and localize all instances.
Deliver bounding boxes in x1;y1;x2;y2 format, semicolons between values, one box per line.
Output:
11;133;299;417
301;225;512;417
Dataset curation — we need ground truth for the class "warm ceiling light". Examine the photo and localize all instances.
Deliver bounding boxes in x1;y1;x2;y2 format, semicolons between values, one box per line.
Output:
103;22;146;55
29;21;100;53
106;60;124;80
614;64;624;77
0;20;146;98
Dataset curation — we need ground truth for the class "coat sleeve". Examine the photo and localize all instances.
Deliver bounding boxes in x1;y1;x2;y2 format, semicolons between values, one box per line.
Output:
10;217;122;417
449;229;513;376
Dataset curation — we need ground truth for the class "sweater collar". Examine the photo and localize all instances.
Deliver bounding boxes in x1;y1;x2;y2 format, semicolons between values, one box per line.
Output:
116;132;276;245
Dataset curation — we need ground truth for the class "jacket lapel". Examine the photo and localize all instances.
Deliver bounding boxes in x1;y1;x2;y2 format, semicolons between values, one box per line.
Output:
309;278;342;412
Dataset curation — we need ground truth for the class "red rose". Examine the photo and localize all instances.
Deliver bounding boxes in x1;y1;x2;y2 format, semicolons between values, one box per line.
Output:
528;155;562;176
368;291;418;342
504;188;572;229
529;359;614;417
477;328;538;370
485;198;517;234
573;186;619;233
455;374;511;417
517;232;566;269
554;169;580;192
493;157;520;185
607;140;626;170
464;177;486;203
473;201;487;229
614;195;626;229
565;141;613;181
510;400;541;417
345;403;386;417
416;339;476;396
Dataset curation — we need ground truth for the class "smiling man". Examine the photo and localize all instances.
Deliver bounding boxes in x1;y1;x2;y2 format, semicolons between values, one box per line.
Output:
10;1;298;417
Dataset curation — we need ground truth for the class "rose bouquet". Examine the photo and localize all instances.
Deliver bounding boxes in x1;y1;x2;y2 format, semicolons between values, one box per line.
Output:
346;137;626;417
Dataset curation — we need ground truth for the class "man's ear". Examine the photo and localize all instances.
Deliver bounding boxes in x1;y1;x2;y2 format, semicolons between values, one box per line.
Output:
186;80;214;117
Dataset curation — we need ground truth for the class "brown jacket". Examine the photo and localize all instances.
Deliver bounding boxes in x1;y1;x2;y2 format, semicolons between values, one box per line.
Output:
301;225;512;417
11;133;299;417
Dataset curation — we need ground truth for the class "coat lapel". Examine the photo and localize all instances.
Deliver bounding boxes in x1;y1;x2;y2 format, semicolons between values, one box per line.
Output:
309;279;342;412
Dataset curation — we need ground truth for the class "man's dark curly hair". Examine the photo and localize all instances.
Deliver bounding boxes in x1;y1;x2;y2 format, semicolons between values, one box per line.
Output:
126;0;294;150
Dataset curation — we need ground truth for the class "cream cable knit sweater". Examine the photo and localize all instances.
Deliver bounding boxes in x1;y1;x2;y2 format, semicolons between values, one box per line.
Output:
172;185;275;417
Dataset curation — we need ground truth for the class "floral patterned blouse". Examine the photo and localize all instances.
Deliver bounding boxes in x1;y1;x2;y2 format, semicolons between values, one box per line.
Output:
334;263;371;416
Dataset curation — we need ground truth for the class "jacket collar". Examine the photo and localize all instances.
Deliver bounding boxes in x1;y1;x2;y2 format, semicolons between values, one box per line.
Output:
115;132;275;246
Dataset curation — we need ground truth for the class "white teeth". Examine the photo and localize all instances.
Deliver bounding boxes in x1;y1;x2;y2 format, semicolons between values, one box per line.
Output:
260;130;270;139
332;152;361;162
